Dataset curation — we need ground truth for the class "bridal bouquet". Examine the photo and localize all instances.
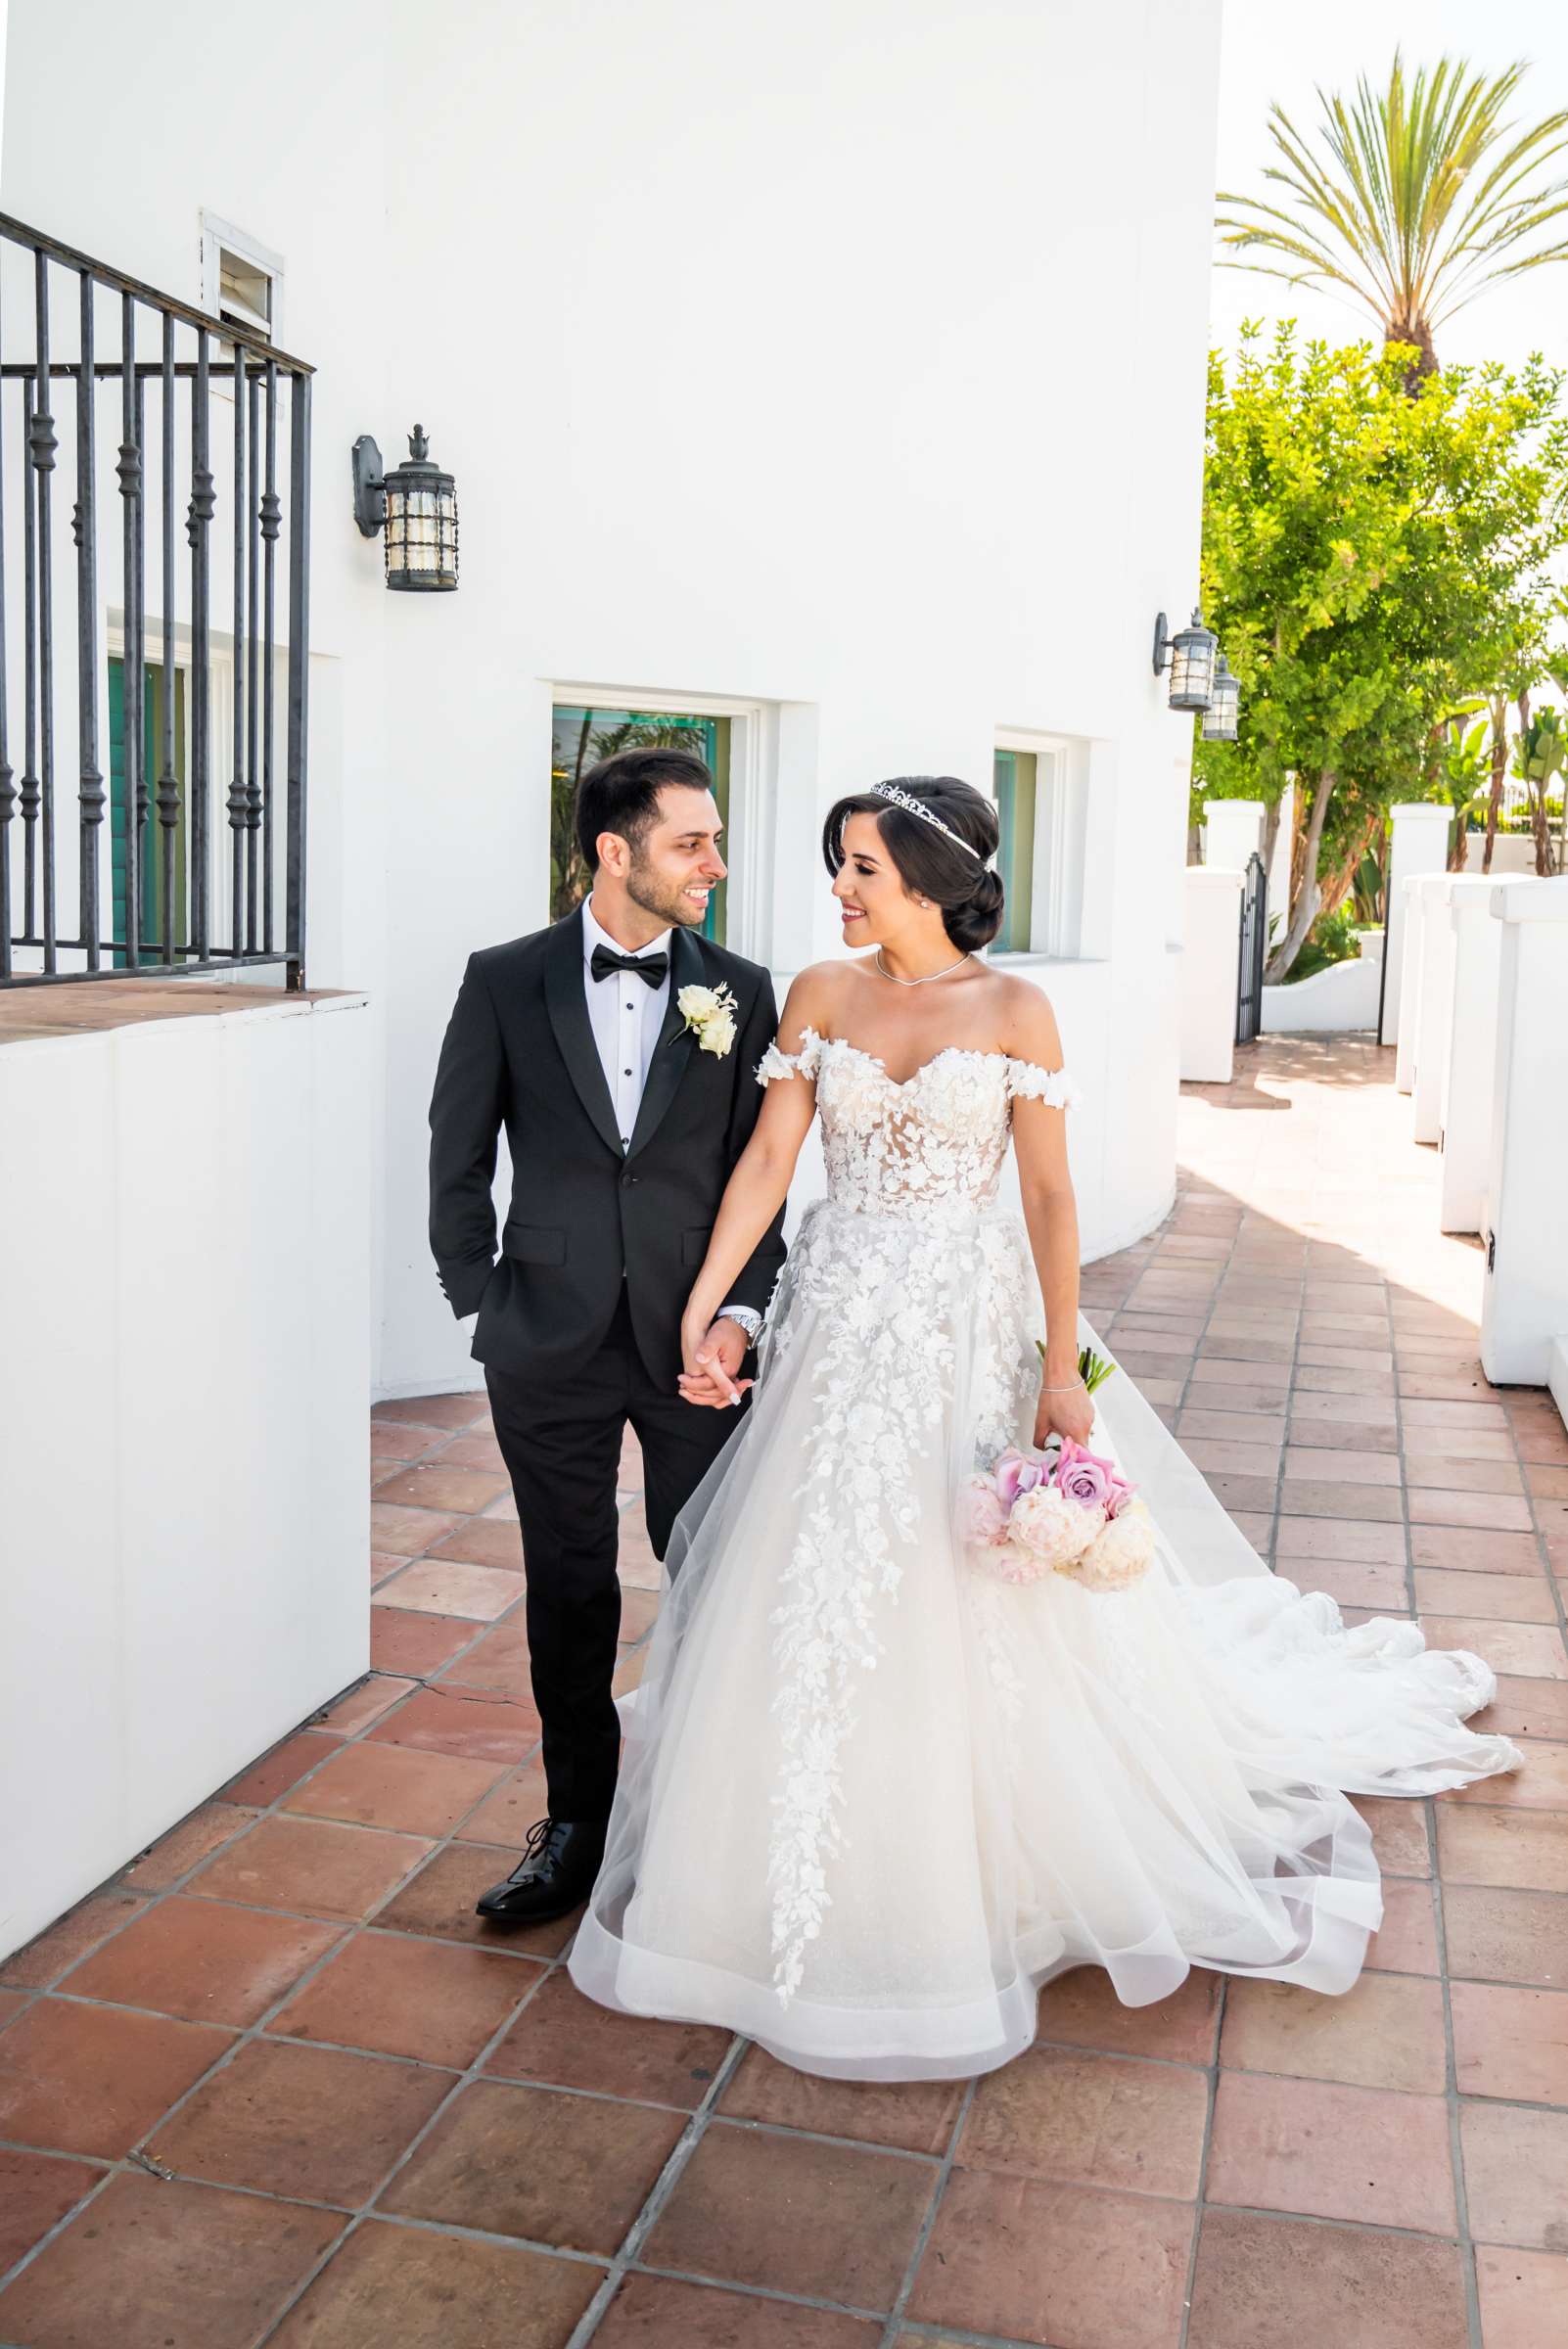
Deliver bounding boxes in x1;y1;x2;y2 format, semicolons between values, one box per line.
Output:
961;1345;1156;1590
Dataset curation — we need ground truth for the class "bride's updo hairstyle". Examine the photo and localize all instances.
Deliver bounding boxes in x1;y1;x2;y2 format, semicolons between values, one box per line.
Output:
823;776;1005;952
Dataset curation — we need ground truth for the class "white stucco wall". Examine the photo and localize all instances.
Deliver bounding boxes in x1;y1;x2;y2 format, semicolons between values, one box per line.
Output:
0;996;370;1960
3;0;1223;1398
1261;932;1382;1036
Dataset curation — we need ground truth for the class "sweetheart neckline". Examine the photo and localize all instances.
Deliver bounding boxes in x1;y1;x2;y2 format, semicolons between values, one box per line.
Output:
805;1032;1028;1090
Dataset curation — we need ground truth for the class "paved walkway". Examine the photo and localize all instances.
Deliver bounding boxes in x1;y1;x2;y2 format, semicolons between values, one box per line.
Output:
1;1037;1564;2349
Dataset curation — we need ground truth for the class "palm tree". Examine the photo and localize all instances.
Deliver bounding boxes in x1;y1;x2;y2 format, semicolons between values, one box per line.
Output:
1216;53;1568;379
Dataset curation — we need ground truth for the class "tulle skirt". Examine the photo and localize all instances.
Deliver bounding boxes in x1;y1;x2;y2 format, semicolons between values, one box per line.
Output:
568;1200;1520;2080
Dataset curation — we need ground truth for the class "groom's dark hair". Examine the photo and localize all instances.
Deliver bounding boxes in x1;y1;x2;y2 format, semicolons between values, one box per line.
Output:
576;746;715;872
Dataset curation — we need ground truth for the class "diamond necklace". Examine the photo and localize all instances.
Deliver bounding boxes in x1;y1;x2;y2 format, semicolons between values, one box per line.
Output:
874;949;972;987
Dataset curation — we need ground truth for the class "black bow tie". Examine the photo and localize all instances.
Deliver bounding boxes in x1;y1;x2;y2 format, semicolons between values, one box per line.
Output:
590;944;669;988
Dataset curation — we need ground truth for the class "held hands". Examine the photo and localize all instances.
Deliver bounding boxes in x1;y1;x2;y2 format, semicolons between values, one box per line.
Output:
1034;1365;1095;1449
678;1315;756;1409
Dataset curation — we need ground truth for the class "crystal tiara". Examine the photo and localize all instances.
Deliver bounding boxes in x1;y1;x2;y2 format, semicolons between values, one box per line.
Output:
868;780;987;861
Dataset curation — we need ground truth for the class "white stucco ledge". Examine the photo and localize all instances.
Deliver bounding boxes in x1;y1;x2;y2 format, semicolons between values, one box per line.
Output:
1489;876;1568;923
0;977;367;1047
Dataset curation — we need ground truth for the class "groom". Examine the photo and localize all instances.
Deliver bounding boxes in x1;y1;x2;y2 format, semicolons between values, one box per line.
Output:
428;746;786;1926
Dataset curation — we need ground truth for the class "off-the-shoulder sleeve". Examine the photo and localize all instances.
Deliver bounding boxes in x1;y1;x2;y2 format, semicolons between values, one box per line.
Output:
1006;1059;1083;1109
756;1025;824;1087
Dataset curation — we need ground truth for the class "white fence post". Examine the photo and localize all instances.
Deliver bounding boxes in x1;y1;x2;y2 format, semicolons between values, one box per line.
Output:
1439;876;1525;1234
1481;877;1568;1398
1180;866;1243;1083
1394;877;1424;1093
1203;800;1265;873
1411;872;1458;1145
1267;783;1293;948
1383;803;1453;1051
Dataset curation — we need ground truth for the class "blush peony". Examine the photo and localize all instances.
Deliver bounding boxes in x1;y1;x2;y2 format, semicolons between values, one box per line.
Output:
1060;1499;1156;1590
1009;1484;1103;1569
960;1476;1010;1548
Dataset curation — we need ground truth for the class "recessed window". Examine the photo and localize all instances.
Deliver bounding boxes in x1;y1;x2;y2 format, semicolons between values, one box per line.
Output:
992;748;1038;952
551;703;732;943
200;211;285;344
218;251;271;335
992;733;1100;961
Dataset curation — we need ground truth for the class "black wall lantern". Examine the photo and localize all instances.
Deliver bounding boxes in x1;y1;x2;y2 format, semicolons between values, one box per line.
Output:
351;424;459;591
1152;607;1218;711
1201;652;1241;742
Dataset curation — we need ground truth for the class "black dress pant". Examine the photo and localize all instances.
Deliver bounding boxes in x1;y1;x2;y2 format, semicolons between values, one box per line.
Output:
484;1289;744;1825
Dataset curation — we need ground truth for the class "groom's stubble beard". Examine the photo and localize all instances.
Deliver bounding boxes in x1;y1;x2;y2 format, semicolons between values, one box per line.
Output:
625;848;708;932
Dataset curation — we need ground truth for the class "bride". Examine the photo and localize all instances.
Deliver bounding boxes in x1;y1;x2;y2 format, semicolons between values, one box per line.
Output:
567;773;1519;2080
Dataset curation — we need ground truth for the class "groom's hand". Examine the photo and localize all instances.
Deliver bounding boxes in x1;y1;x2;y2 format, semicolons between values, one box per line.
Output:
677;1316;755;1409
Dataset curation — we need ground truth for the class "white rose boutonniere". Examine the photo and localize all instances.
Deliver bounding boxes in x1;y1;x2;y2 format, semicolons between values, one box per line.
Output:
677;981;739;1058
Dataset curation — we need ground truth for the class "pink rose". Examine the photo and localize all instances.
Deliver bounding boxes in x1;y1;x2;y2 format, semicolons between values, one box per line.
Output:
1054;1437;1136;1519
1052;1439;1113;1511
960;1476;1009;1548
1104;1478;1136;1520
992;1448;1048;1509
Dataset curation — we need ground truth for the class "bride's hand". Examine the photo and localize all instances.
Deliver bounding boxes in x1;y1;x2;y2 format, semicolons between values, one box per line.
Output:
1034;1374;1094;1450
678;1314;754;1409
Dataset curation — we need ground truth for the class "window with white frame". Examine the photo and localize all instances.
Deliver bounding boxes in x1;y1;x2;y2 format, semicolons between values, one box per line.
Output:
549;689;774;957
992;731;1094;960
200;212;284;344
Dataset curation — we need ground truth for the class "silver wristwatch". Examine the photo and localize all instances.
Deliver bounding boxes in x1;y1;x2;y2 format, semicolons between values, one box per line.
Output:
716;1303;764;1345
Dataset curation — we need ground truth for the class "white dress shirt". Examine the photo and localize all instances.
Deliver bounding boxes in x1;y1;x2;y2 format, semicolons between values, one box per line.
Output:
578;898;761;1343
579;896;674;1151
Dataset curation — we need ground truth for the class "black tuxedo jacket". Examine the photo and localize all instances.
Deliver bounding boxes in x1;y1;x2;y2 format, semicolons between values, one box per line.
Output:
428;909;787;1383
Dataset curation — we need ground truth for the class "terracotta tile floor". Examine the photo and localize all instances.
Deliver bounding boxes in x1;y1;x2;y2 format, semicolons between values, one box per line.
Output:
3;1035;1566;2348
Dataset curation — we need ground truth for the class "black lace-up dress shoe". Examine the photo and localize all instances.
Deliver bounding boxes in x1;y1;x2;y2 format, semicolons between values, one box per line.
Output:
475;1818;607;1928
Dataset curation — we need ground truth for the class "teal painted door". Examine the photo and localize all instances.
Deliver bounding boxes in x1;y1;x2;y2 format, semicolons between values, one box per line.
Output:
111;660;187;962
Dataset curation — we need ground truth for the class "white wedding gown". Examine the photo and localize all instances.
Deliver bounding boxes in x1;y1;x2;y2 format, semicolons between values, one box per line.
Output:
568;1034;1521;2079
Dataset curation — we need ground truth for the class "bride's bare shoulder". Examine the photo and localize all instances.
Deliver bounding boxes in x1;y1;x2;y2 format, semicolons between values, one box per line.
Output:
778;957;866;1032
989;972;1065;1066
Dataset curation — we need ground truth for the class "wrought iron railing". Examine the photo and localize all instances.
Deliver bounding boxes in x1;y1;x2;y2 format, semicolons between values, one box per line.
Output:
0;212;312;987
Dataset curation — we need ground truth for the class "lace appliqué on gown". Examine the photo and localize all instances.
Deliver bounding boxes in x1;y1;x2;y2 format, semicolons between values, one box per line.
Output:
758;1030;1080;1228
754;1035;1076;2000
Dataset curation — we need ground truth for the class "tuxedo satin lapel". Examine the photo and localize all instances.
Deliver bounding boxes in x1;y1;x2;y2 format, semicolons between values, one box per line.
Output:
627;923;702;1159
543;910;624;1159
